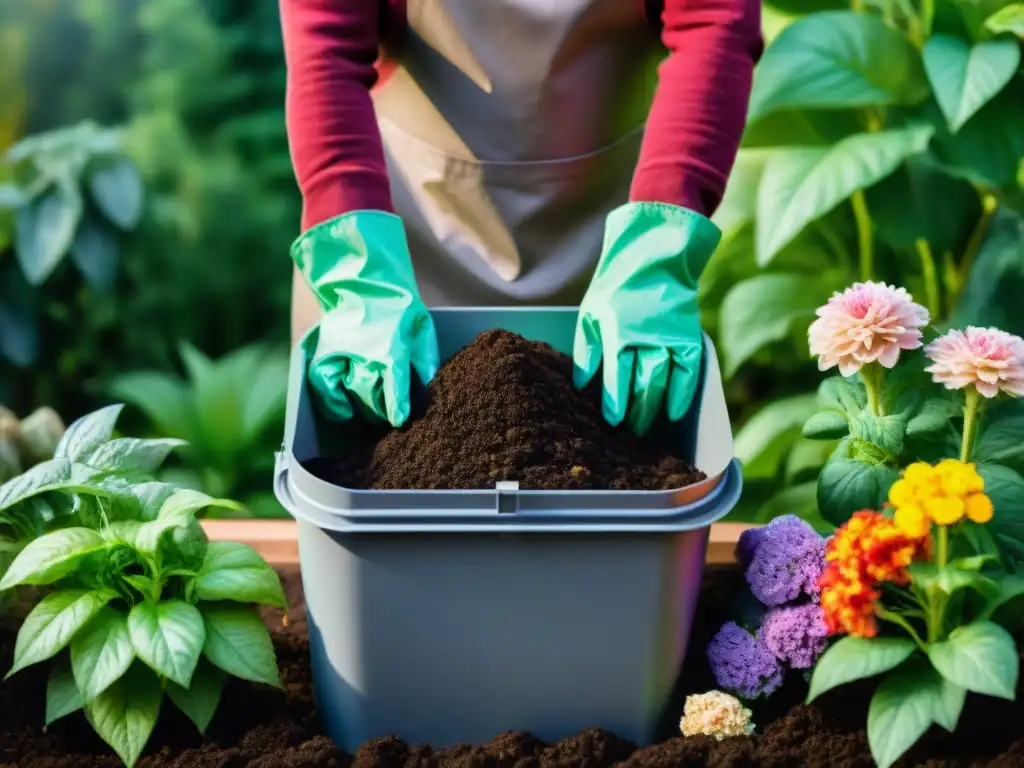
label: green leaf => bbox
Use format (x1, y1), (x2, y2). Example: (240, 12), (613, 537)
(195, 541), (286, 608)
(0, 528), (106, 590)
(55, 404), (124, 463)
(907, 562), (998, 597)
(849, 412), (908, 456)
(201, 603), (281, 688)
(130, 481), (180, 522)
(108, 372), (199, 443)
(0, 457), (71, 513)
(802, 410), (850, 440)
(128, 600), (205, 688)
(985, 4), (1024, 36)
(974, 416), (1024, 465)
(977, 463), (1024, 551)
(933, 675), (968, 732)
(9, 590), (113, 677)
(817, 444), (900, 525)
(865, 159), (982, 252)
(85, 662), (163, 768)
(166, 657), (225, 734)
(14, 178), (83, 286)
(720, 274), (828, 376)
(88, 157), (144, 231)
(924, 35), (1020, 132)
(71, 607), (134, 702)
(867, 662), (943, 768)
(953, 210), (1024, 331)
(240, 353), (289, 446)
(818, 375), (868, 416)
(735, 393), (821, 479)
(930, 83), (1024, 189)
(756, 126), (934, 264)
(807, 636), (916, 702)
(979, 574), (1024, 618)
(748, 11), (930, 123)
(84, 438), (187, 475)
(907, 398), (959, 438)
(712, 149), (773, 235)
(69, 212), (119, 291)
(46, 656), (84, 726)
(927, 621), (1019, 699)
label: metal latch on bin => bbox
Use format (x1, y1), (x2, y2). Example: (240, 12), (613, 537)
(495, 481), (519, 514)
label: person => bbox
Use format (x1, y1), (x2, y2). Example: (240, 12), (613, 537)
(280, 0), (762, 437)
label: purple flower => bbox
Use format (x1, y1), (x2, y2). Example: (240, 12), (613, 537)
(757, 603), (829, 670)
(707, 621), (784, 700)
(745, 515), (826, 606)
(735, 526), (765, 569)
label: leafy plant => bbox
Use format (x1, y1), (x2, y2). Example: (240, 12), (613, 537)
(109, 342), (289, 518)
(0, 404), (285, 767)
(0, 121), (143, 365)
(809, 458), (1022, 768)
(713, 0), (1024, 527)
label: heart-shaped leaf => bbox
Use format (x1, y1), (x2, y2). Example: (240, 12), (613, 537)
(924, 35), (1020, 132)
(749, 11), (930, 123)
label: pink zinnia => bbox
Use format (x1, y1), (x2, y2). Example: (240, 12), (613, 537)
(808, 282), (930, 376)
(924, 327), (1024, 398)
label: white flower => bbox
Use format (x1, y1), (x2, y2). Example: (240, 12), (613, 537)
(680, 690), (756, 741)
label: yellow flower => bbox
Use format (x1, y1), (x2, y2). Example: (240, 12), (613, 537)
(965, 493), (994, 524)
(894, 504), (930, 538)
(929, 496), (965, 525)
(903, 462), (934, 485)
(888, 479), (917, 508)
(889, 459), (993, 528)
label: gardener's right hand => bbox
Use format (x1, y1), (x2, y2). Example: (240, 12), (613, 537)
(290, 211), (439, 428)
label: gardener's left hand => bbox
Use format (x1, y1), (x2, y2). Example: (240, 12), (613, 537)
(573, 202), (721, 436)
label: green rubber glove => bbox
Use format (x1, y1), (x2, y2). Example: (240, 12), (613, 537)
(573, 202), (721, 436)
(291, 211), (439, 427)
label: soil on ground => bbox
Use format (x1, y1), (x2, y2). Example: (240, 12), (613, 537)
(305, 329), (705, 491)
(2, 566), (1022, 768)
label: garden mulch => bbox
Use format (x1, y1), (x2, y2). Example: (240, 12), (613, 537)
(304, 329), (705, 491)
(1, 565), (1022, 768)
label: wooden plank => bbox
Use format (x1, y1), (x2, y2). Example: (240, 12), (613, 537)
(202, 519), (750, 566)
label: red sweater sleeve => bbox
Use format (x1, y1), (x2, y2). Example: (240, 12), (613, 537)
(630, 0), (763, 217)
(279, 0), (395, 231)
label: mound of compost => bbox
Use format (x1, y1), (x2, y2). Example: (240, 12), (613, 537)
(2, 566), (1022, 767)
(306, 329), (705, 490)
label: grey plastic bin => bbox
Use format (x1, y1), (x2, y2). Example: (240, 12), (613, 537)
(273, 307), (742, 752)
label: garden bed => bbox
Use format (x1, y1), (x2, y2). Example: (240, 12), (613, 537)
(2, 565), (1022, 768)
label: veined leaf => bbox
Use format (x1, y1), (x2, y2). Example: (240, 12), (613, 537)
(0, 527), (106, 589)
(756, 126), (934, 264)
(749, 11), (929, 123)
(71, 607), (134, 701)
(923, 35), (1020, 132)
(128, 601), (205, 688)
(85, 662), (163, 768)
(55, 404), (124, 463)
(195, 542), (286, 608)
(9, 590), (113, 677)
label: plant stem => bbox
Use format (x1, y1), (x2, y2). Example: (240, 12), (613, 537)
(961, 387), (981, 462)
(878, 609), (928, 652)
(920, 0), (935, 38)
(915, 239), (941, 319)
(851, 191), (874, 281)
(955, 194), (999, 305)
(861, 364), (883, 416)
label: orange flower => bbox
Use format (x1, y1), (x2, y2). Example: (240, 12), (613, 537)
(818, 510), (929, 638)
(819, 564), (880, 637)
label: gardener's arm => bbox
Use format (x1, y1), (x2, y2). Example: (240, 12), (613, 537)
(279, 0), (394, 230)
(630, 0), (764, 216)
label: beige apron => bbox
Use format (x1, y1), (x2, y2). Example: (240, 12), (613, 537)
(292, 0), (665, 343)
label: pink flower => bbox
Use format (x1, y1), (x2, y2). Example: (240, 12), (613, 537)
(925, 327), (1024, 398)
(808, 282), (930, 376)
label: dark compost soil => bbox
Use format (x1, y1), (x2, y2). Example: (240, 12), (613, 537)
(2, 565), (1023, 768)
(304, 329), (705, 491)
